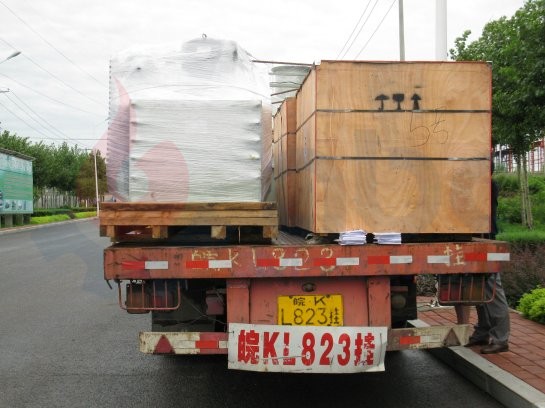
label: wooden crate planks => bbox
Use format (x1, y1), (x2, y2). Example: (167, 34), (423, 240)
(312, 61), (491, 111)
(293, 61), (492, 234)
(99, 202), (278, 240)
(272, 97), (297, 227)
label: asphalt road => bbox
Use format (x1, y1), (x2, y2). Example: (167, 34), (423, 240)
(0, 219), (505, 408)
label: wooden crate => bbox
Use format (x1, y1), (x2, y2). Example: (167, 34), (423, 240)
(99, 202), (278, 241)
(273, 97), (297, 227)
(294, 61), (492, 234)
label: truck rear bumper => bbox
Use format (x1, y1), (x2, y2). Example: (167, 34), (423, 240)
(140, 323), (470, 373)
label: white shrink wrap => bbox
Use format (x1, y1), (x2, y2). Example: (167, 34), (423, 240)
(107, 37), (272, 202)
(269, 65), (310, 112)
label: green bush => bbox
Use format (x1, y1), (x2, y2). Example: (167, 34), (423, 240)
(498, 230), (545, 247)
(532, 191), (545, 227)
(29, 214), (71, 225)
(528, 175), (545, 195)
(495, 173), (545, 196)
(74, 211), (96, 219)
(494, 173), (519, 195)
(32, 207), (96, 217)
(498, 196), (522, 224)
(501, 244), (545, 307)
(517, 287), (545, 324)
(71, 207), (97, 213)
(32, 208), (69, 217)
(495, 174), (545, 226)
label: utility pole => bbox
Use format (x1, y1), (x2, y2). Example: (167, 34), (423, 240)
(85, 148), (100, 215)
(399, 0), (405, 61)
(435, 0), (447, 60)
(93, 149), (99, 217)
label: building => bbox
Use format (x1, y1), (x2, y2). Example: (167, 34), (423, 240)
(494, 139), (545, 173)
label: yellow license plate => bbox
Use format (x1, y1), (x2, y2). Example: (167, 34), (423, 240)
(277, 295), (343, 326)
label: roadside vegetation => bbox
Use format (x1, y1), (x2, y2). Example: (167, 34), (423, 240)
(494, 173), (545, 318)
(518, 288), (545, 324)
(449, 0), (545, 324)
(0, 131), (107, 205)
(0, 131), (105, 229)
(29, 208), (97, 225)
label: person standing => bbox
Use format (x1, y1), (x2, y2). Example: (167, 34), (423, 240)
(465, 162), (511, 354)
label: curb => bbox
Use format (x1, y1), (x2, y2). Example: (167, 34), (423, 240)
(0, 217), (98, 235)
(413, 319), (545, 408)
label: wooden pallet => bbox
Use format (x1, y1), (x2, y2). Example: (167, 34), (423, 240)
(99, 202), (278, 242)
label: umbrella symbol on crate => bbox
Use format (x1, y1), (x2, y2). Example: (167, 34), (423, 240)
(374, 94), (389, 111)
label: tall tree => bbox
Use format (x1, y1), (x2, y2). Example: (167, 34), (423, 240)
(0, 131), (54, 199)
(49, 142), (87, 193)
(76, 151), (107, 205)
(450, 0), (545, 229)
(1, 131), (108, 207)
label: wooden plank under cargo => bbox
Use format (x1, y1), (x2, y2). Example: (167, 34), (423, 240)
(294, 60), (492, 234)
(99, 202), (278, 241)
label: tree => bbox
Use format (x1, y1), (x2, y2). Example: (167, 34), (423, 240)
(0, 131), (54, 199)
(450, 0), (545, 229)
(49, 142), (87, 193)
(76, 151), (107, 205)
(26, 141), (54, 199)
(1, 131), (108, 207)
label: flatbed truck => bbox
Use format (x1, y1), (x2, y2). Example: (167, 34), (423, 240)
(101, 201), (509, 374)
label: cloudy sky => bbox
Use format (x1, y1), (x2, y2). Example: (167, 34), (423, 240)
(0, 0), (525, 152)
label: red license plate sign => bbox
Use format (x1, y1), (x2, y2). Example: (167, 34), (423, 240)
(228, 323), (387, 373)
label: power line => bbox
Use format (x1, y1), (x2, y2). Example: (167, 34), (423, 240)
(0, 0), (105, 87)
(339, 0), (380, 60)
(0, 89), (105, 147)
(0, 37), (103, 106)
(0, 72), (103, 116)
(5, 91), (72, 140)
(3, 92), (63, 141)
(23, 55), (103, 106)
(336, 0), (373, 59)
(354, 0), (397, 59)
(0, 99), (59, 140)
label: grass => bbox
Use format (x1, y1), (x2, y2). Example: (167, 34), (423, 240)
(30, 211), (97, 225)
(497, 222), (545, 245)
(74, 211), (97, 219)
(30, 214), (71, 224)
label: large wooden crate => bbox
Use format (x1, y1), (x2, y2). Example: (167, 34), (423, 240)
(273, 97), (297, 227)
(294, 61), (492, 234)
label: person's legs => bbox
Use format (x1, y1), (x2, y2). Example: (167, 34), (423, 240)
(466, 303), (491, 346)
(454, 304), (470, 324)
(480, 274), (510, 353)
(486, 274), (510, 343)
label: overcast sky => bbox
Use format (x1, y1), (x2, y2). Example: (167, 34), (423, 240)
(0, 0), (525, 152)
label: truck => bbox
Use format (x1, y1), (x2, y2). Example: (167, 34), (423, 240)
(102, 42), (509, 373)
(100, 203), (509, 374)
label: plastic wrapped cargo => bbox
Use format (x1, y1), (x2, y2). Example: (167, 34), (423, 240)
(107, 37), (272, 202)
(269, 64), (310, 112)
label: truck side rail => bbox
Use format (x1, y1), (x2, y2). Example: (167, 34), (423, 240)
(104, 239), (510, 281)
